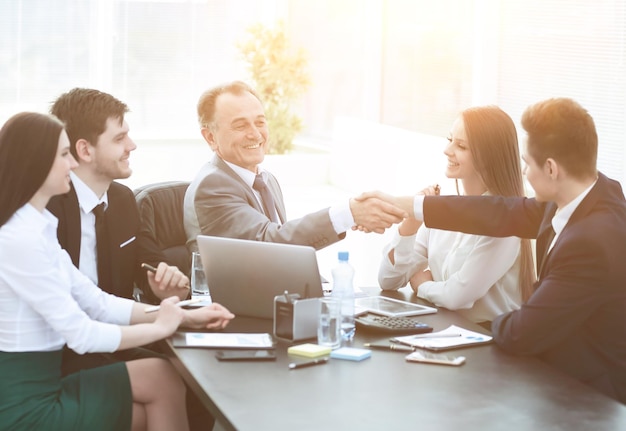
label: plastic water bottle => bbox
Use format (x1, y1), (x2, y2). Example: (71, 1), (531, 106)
(331, 251), (355, 343)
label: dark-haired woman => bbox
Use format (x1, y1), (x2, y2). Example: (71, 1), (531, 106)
(0, 112), (234, 430)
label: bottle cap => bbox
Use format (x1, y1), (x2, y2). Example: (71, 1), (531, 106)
(338, 251), (349, 261)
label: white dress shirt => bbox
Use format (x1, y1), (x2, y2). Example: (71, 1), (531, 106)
(0, 204), (132, 353)
(548, 179), (596, 253)
(379, 223), (521, 323)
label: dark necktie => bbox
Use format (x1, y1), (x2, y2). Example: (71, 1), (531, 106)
(93, 203), (112, 290)
(537, 225), (556, 278)
(253, 174), (279, 223)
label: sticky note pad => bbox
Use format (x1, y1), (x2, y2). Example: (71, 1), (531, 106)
(287, 343), (332, 358)
(330, 347), (372, 362)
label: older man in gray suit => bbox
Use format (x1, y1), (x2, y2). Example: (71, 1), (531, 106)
(184, 80), (406, 252)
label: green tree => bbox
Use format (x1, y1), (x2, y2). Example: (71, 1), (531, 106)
(237, 21), (310, 154)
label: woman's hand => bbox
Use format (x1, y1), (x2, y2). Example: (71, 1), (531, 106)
(153, 297), (186, 337)
(409, 269), (433, 295)
(181, 303), (235, 330)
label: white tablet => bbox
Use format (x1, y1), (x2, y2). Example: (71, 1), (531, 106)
(355, 296), (437, 317)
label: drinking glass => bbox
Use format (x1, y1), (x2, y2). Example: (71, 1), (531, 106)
(317, 297), (341, 349)
(191, 251), (211, 300)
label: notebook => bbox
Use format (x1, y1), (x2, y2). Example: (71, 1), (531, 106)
(391, 325), (493, 352)
(196, 235), (324, 319)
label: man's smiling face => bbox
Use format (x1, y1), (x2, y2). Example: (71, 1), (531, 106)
(206, 91), (269, 173)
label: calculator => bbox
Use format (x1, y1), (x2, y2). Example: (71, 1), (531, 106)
(355, 313), (433, 335)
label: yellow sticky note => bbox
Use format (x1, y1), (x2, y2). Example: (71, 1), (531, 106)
(287, 343), (332, 358)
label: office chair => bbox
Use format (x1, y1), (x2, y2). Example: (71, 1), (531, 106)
(134, 181), (191, 298)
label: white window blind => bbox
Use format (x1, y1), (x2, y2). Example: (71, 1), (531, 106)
(496, 0), (626, 186)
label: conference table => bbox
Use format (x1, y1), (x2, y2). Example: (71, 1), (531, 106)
(164, 287), (626, 431)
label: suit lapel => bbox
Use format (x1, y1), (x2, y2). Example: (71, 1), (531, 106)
(214, 155), (280, 218)
(537, 174), (609, 278)
(536, 221), (556, 278)
(48, 185), (82, 267)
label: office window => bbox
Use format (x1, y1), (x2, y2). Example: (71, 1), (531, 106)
(497, 0), (626, 183)
(380, 0), (474, 136)
(2, 0), (626, 185)
(0, 0), (91, 116)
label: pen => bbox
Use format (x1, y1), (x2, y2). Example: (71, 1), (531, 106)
(141, 263), (190, 290)
(363, 343), (414, 352)
(288, 357), (329, 370)
(405, 333), (462, 339)
(390, 333), (463, 346)
(144, 298), (204, 313)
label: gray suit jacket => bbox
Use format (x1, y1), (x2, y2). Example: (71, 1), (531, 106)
(184, 155), (344, 251)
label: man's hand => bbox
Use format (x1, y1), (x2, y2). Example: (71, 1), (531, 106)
(349, 195), (407, 234)
(181, 303), (235, 330)
(146, 262), (190, 301)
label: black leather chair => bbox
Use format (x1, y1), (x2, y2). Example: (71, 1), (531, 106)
(134, 181), (191, 278)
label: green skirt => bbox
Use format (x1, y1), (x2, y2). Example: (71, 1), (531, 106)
(0, 350), (132, 431)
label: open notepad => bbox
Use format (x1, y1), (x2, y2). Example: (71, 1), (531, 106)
(391, 325), (492, 352)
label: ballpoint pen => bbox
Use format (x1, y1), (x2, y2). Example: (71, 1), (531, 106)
(144, 298), (204, 313)
(363, 343), (414, 352)
(390, 333), (463, 346)
(288, 357), (329, 370)
(401, 333), (462, 339)
(141, 262), (190, 290)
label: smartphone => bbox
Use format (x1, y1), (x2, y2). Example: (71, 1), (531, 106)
(405, 350), (465, 366)
(215, 350), (277, 361)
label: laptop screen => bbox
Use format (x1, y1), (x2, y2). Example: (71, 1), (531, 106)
(196, 235), (324, 319)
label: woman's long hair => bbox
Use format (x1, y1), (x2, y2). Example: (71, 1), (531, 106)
(461, 106), (536, 302)
(0, 112), (64, 227)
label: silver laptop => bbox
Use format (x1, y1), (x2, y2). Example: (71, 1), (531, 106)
(196, 235), (324, 319)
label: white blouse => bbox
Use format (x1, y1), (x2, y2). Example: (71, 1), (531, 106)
(378, 224), (522, 323)
(0, 204), (133, 353)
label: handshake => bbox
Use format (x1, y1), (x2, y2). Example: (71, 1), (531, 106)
(349, 185), (440, 234)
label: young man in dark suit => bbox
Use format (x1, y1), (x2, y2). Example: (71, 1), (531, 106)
(48, 88), (189, 304)
(361, 98), (626, 404)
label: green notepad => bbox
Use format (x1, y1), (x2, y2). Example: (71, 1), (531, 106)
(287, 343), (332, 358)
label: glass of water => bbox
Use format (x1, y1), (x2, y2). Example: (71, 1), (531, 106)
(191, 251), (211, 301)
(317, 297), (341, 349)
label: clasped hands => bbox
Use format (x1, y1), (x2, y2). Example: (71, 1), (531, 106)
(350, 184), (439, 233)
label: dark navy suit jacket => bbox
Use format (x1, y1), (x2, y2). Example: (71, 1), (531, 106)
(423, 173), (626, 404)
(47, 181), (164, 302)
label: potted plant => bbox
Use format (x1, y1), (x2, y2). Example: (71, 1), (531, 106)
(237, 21), (310, 154)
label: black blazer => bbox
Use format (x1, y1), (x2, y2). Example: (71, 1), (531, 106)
(422, 173), (626, 404)
(47, 181), (164, 301)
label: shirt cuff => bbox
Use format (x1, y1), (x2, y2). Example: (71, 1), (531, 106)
(394, 231), (417, 257)
(417, 280), (434, 300)
(329, 201), (355, 234)
(413, 195), (425, 220)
